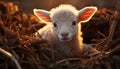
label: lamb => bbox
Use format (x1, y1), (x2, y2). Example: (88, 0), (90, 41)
(33, 4), (97, 59)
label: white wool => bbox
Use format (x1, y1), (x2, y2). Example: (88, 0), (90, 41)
(35, 5), (97, 59)
(50, 4), (78, 17)
(50, 5), (78, 24)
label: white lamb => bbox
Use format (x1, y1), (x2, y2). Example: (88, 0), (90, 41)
(33, 4), (97, 59)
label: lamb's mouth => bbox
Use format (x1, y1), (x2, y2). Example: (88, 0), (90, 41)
(60, 37), (72, 42)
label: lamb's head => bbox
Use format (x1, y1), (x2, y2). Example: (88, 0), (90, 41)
(33, 5), (97, 42)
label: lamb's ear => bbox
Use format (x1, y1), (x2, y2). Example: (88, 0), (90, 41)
(78, 7), (97, 23)
(33, 9), (51, 23)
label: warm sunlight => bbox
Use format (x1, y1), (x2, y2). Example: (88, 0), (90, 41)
(0, 0), (120, 69)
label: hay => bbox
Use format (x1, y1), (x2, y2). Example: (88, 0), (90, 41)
(0, 1), (120, 69)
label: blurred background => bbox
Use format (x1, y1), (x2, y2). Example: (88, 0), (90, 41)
(4, 0), (120, 13)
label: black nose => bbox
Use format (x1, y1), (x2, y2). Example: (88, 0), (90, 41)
(61, 32), (69, 37)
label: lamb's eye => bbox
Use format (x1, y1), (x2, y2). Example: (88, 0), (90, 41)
(72, 21), (76, 26)
(53, 23), (57, 27)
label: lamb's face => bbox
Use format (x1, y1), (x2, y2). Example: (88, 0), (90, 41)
(50, 11), (78, 42)
(33, 4), (97, 42)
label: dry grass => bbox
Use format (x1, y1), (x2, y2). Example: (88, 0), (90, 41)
(0, 1), (120, 69)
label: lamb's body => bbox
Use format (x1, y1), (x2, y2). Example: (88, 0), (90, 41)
(34, 5), (97, 59)
(36, 23), (84, 58)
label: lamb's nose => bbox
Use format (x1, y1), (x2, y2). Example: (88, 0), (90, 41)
(61, 32), (69, 37)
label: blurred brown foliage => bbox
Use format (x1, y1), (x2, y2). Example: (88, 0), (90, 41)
(4, 0), (120, 13)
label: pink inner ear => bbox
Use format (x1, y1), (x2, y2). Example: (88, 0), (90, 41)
(79, 9), (95, 21)
(36, 11), (51, 22)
